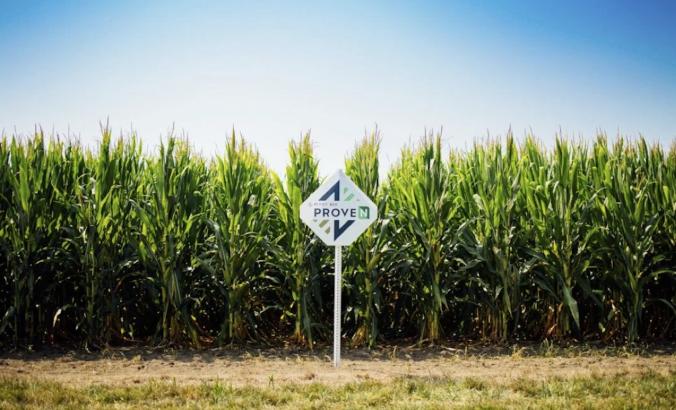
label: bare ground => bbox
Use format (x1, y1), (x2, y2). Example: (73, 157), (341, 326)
(1, 344), (674, 387)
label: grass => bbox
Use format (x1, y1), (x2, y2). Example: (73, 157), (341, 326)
(0, 372), (673, 409)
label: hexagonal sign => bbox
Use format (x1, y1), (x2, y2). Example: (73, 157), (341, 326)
(300, 170), (377, 246)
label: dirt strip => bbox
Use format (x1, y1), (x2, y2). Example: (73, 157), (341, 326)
(1, 347), (674, 387)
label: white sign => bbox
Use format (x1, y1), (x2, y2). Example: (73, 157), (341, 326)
(300, 169), (377, 368)
(300, 170), (378, 246)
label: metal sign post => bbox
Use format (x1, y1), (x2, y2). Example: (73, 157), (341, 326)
(299, 170), (377, 368)
(333, 245), (342, 367)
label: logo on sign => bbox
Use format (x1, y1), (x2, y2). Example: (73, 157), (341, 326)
(313, 180), (358, 240)
(300, 170), (377, 246)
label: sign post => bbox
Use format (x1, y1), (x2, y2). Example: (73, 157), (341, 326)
(333, 245), (341, 367)
(300, 170), (377, 368)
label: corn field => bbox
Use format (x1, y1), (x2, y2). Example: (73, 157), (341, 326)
(0, 129), (674, 349)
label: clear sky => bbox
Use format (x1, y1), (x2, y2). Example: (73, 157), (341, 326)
(1, 0), (675, 176)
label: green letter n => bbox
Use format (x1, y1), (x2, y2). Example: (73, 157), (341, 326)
(358, 206), (369, 219)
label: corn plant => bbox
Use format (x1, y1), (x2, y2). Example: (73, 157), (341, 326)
(0, 138), (11, 339)
(592, 138), (673, 342)
(521, 138), (600, 338)
(456, 137), (532, 341)
(132, 137), (206, 346)
(344, 130), (395, 347)
(386, 134), (456, 343)
(270, 133), (324, 346)
(640, 141), (676, 338)
(65, 129), (143, 346)
(4, 134), (56, 345)
(205, 134), (275, 343)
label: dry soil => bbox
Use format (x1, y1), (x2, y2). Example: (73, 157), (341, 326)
(1, 345), (674, 387)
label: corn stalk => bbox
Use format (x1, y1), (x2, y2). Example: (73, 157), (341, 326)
(270, 133), (324, 346)
(344, 130), (395, 347)
(206, 133), (275, 343)
(387, 134), (456, 343)
(521, 138), (601, 338)
(457, 136), (532, 341)
(132, 137), (206, 346)
(592, 137), (673, 342)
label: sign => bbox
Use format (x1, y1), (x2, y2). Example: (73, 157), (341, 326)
(300, 169), (378, 368)
(300, 170), (377, 246)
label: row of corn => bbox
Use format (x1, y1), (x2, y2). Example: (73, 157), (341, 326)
(0, 129), (673, 348)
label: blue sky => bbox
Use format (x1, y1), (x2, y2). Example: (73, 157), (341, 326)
(1, 0), (675, 175)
